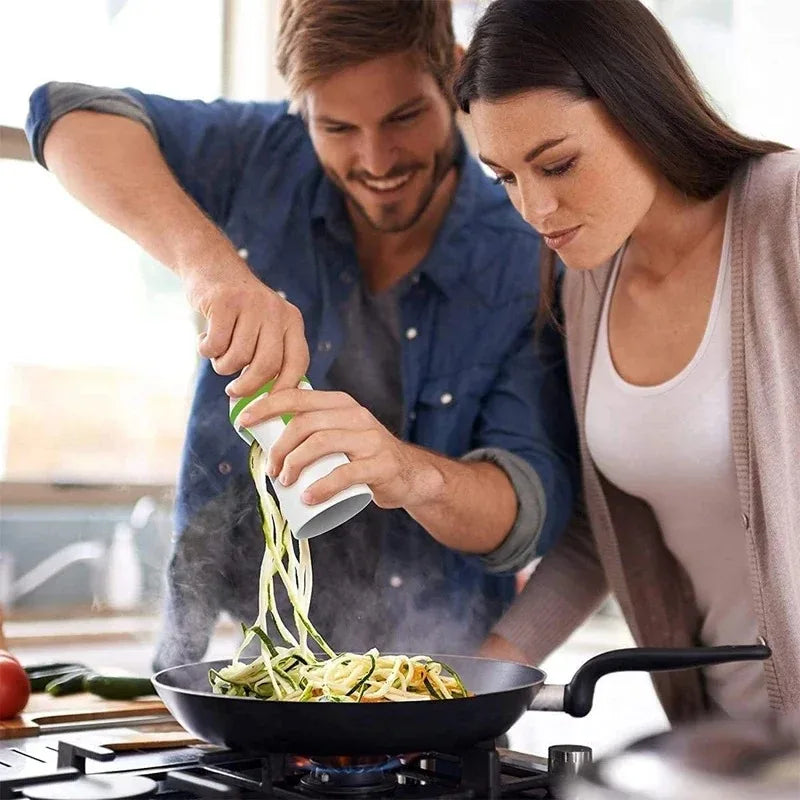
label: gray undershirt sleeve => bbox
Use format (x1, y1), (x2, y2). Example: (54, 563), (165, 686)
(462, 447), (547, 575)
(32, 82), (157, 168)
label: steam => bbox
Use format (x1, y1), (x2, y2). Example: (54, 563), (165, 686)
(152, 451), (255, 671)
(153, 461), (500, 671)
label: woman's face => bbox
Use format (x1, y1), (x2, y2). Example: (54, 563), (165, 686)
(470, 89), (661, 269)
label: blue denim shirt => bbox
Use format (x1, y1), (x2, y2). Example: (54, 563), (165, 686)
(27, 89), (579, 655)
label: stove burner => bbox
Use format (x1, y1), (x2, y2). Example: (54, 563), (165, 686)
(299, 755), (403, 796)
(22, 774), (157, 800)
(0, 729), (587, 799)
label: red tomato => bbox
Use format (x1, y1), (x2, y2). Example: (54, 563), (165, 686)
(0, 650), (21, 664)
(0, 656), (31, 719)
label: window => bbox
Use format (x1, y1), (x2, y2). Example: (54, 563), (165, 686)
(645, 0), (800, 147)
(0, 159), (198, 484)
(0, 0), (223, 127)
(1, 0), (224, 486)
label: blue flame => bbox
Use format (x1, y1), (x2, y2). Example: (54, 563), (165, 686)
(309, 755), (404, 777)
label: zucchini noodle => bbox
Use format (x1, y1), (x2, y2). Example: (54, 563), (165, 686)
(209, 443), (469, 702)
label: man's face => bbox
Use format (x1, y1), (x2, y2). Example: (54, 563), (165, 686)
(305, 51), (457, 234)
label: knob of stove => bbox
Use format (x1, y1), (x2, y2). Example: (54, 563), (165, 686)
(548, 744), (593, 787)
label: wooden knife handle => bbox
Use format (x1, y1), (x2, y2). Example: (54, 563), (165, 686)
(25, 700), (167, 725)
(102, 731), (204, 751)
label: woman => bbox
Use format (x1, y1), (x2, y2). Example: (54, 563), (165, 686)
(454, 0), (799, 721)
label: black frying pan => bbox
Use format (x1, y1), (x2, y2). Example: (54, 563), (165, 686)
(152, 643), (769, 755)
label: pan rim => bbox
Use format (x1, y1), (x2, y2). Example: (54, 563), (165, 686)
(152, 653), (547, 705)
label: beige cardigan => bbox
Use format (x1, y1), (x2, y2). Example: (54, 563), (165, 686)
(495, 151), (800, 722)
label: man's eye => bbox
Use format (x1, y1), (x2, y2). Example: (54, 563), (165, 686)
(389, 110), (421, 125)
(493, 174), (516, 186)
(323, 124), (354, 134)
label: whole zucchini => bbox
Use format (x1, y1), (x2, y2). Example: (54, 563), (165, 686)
(45, 669), (93, 696)
(25, 664), (88, 692)
(83, 674), (154, 700)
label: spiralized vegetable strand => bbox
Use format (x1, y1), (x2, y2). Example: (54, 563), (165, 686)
(209, 443), (469, 703)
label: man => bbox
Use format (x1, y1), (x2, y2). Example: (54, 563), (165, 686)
(26, 0), (577, 667)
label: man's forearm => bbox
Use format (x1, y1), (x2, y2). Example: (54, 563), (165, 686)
(42, 110), (239, 279)
(401, 445), (518, 554)
(41, 109), (309, 397)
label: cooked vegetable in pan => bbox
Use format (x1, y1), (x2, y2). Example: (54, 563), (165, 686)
(209, 443), (468, 702)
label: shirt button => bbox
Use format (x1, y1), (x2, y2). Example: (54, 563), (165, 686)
(741, 512), (750, 529)
(405, 327), (418, 340)
(411, 273), (421, 284)
(276, 289), (287, 300)
(440, 392), (454, 406)
(237, 247), (249, 260)
(318, 340), (332, 352)
(408, 410), (417, 422)
(389, 575), (403, 588)
(339, 271), (354, 284)
(218, 461), (232, 475)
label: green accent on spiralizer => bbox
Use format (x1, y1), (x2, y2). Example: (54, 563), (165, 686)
(229, 377), (310, 429)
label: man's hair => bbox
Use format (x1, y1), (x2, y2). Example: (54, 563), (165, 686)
(277, 0), (456, 101)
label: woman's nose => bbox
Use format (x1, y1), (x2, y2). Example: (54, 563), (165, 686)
(518, 184), (559, 230)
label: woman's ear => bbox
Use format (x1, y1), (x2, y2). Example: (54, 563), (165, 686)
(453, 43), (466, 68)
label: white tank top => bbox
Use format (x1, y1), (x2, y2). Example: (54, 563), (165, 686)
(585, 209), (769, 718)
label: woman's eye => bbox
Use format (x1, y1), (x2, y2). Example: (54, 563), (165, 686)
(493, 174), (516, 186)
(542, 157), (576, 177)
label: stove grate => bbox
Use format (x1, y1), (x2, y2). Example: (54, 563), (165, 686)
(0, 732), (583, 799)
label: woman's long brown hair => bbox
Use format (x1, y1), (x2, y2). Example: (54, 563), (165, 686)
(454, 0), (788, 325)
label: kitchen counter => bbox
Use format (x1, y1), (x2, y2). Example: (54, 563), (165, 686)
(0, 690), (169, 740)
(6, 611), (669, 758)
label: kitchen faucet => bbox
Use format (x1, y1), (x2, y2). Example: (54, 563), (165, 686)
(0, 494), (159, 612)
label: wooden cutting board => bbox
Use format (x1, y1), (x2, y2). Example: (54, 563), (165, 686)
(0, 692), (168, 740)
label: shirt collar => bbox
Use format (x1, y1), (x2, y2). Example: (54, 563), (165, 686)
(311, 171), (351, 244)
(311, 134), (481, 298)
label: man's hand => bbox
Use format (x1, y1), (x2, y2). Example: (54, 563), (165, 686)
(237, 388), (433, 508)
(238, 389), (518, 555)
(183, 257), (310, 398)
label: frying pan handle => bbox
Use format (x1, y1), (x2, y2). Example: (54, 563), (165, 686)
(563, 642), (771, 717)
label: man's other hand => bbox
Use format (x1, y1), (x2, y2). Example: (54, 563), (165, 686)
(237, 388), (427, 508)
(478, 633), (531, 665)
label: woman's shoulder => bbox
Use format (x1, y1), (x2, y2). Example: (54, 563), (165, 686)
(733, 151), (799, 251)
(738, 150), (800, 214)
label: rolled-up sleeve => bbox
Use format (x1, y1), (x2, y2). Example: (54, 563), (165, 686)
(26, 82), (156, 168)
(26, 81), (289, 227)
(462, 446), (546, 574)
(469, 304), (580, 562)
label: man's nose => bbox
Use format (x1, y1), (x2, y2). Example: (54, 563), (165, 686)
(358, 131), (397, 177)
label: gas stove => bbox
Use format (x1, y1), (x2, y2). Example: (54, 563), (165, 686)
(0, 728), (591, 799)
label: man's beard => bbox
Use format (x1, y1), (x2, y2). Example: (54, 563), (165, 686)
(324, 126), (458, 234)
